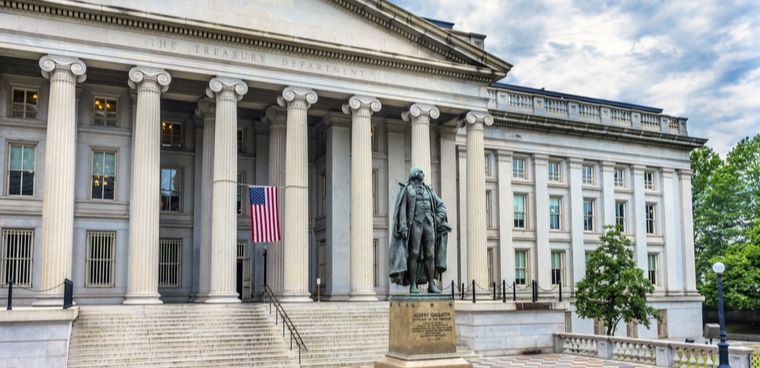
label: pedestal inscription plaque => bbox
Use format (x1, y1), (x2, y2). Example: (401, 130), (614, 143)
(375, 295), (471, 368)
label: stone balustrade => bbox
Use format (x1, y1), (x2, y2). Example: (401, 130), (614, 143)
(487, 87), (689, 136)
(553, 332), (755, 368)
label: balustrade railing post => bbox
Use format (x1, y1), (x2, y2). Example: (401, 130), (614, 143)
(471, 280), (476, 304)
(502, 280), (506, 303)
(512, 281), (516, 301)
(450, 280), (455, 300)
(6, 277), (13, 311)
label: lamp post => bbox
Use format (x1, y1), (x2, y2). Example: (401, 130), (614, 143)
(712, 262), (730, 368)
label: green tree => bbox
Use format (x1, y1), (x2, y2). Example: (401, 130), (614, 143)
(575, 226), (659, 335)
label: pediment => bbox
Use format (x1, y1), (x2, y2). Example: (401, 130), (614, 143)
(57, 0), (510, 81)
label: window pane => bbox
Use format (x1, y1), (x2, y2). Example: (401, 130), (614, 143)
(22, 146), (34, 171)
(92, 152), (104, 175)
(26, 90), (38, 106)
(21, 172), (34, 196)
(102, 176), (115, 200)
(8, 171), (21, 195)
(12, 89), (25, 103)
(103, 152), (116, 176)
(106, 99), (117, 113)
(9, 146), (23, 170)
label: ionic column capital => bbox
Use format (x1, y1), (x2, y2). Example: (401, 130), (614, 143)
(341, 95), (381, 115)
(568, 157), (585, 168)
(206, 77), (248, 101)
(632, 164), (647, 174)
(401, 103), (439, 122)
(463, 111), (494, 127)
(497, 150), (514, 162)
(195, 98), (215, 118)
(39, 55), (87, 83)
(679, 168), (693, 178)
(264, 105), (287, 127)
(128, 66), (172, 93)
(277, 86), (318, 109)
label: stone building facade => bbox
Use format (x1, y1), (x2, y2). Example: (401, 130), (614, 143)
(0, 0), (704, 338)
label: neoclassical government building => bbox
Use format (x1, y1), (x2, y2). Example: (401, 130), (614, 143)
(0, 0), (705, 337)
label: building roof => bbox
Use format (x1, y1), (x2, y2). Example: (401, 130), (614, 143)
(491, 82), (664, 114)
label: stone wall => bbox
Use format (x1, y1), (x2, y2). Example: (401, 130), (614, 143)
(0, 308), (77, 368)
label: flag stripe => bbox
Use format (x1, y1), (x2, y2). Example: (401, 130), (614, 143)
(249, 185), (281, 243)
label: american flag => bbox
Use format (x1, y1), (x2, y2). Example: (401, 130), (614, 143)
(249, 186), (281, 243)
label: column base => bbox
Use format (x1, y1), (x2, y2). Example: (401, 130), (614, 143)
(349, 292), (379, 302)
(32, 294), (64, 307)
(123, 293), (163, 305)
(204, 293), (241, 304)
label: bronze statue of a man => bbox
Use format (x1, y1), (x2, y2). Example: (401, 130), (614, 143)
(389, 167), (451, 293)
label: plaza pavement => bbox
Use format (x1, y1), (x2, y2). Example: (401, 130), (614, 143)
(467, 354), (652, 367)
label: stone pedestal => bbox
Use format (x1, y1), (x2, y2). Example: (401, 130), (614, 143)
(375, 295), (471, 368)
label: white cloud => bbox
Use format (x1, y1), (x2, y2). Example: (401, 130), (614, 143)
(393, 0), (760, 156)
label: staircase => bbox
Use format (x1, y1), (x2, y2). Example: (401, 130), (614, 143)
(67, 304), (299, 368)
(286, 302), (390, 367)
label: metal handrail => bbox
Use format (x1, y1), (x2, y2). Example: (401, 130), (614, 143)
(262, 285), (308, 365)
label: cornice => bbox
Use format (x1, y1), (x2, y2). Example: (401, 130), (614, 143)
(3, 0), (499, 83)
(490, 110), (707, 151)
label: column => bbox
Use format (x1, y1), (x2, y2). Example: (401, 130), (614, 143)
(464, 111), (493, 289)
(632, 165), (648, 273)
(533, 154), (551, 290)
(568, 158), (585, 289)
(123, 66), (171, 304)
(386, 122), (406, 293)
(439, 128), (459, 287)
(457, 147), (468, 282)
(343, 96), (382, 301)
(195, 98), (214, 302)
(205, 77), (248, 304)
(277, 86), (318, 302)
(661, 168), (680, 294)
(265, 105), (287, 295)
(35, 55), (86, 306)
(496, 150), (514, 284)
(402, 103), (439, 183)
(679, 169), (698, 294)
(601, 161), (616, 226)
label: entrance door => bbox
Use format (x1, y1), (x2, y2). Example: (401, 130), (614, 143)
(237, 240), (252, 301)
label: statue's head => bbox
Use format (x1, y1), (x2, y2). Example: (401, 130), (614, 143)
(409, 166), (425, 182)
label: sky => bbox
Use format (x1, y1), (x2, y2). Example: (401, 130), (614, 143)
(391, 0), (760, 156)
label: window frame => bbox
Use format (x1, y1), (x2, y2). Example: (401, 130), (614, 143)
(550, 250), (565, 286)
(10, 87), (39, 119)
(90, 149), (117, 201)
(614, 167), (626, 188)
(647, 253), (660, 286)
(549, 196), (562, 230)
(582, 164), (594, 185)
(93, 96), (120, 127)
(646, 203), (656, 235)
(583, 198), (595, 232)
(512, 158), (527, 180)
(1, 228), (34, 287)
(158, 238), (182, 288)
(486, 189), (495, 229)
(615, 200), (627, 232)
(644, 170), (656, 191)
(514, 250), (529, 285)
(84, 231), (116, 288)
(7, 143), (36, 196)
(160, 168), (182, 212)
(548, 161), (562, 182)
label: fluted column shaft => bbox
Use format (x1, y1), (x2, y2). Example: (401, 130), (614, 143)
(196, 99), (215, 302)
(124, 66), (171, 304)
(679, 169), (697, 294)
(265, 106), (287, 295)
(35, 55), (86, 306)
(344, 96), (381, 301)
(278, 87), (317, 302)
(464, 111), (493, 289)
(403, 104), (439, 184)
(205, 77), (248, 304)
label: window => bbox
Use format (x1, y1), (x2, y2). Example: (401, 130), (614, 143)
(515, 250), (527, 285)
(237, 128), (245, 154)
(551, 251), (564, 285)
(513, 194), (526, 229)
(11, 88), (38, 119)
(548, 161), (561, 182)
(93, 97), (118, 126)
(549, 196), (561, 230)
(161, 121), (182, 149)
(1, 229), (34, 287)
(159, 239), (182, 288)
(484, 152), (493, 177)
(644, 171), (655, 190)
(648, 253), (660, 286)
(85, 232), (115, 287)
(372, 169), (379, 216)
(646, 204), (656, 234)
(615, 201), (627, 232)
(513, 158), (526, 179)
(237, 172), (245, 215)
(582, 165), (594, 185)
(160, 168), (181, 212)
(373, 239), (379, 287)
(8, 144), (35, 196)
(91, 151), (116, 200)
(614, 167), (626, 187)
(583, 199), (594, 232)
(487, 246), (498, 286)
(486, 190), (494, 229)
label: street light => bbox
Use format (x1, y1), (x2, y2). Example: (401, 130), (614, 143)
(712, 262), (730, 368)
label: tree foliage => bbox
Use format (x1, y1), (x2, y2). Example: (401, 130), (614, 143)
(691, 134), (760, 308)
(575, 226), (659, 335)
